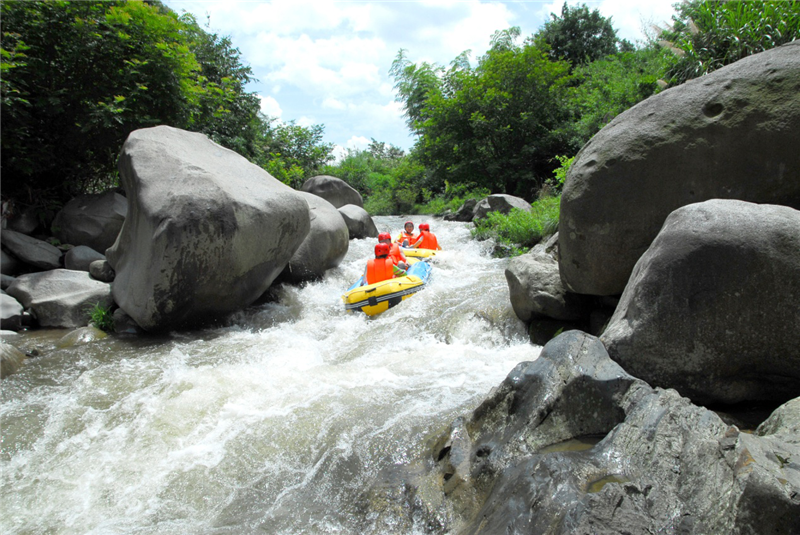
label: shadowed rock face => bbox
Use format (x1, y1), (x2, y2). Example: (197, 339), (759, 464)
(338, 204), (378, 239)
(279, 192), (349, 284)
(52, 191), (127, 253)
(361, 331), (800, 535)
(601, 200), (800, 406)
(559, 40), (800, 296)
(106, 126), (310, 332)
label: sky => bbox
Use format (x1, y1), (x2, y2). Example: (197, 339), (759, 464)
(163, 0), (678, 158)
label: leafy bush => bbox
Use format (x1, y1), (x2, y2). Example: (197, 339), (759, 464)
(471, 195), (560, 254)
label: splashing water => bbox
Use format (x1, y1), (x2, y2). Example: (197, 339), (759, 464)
(1, 217), (539, 534)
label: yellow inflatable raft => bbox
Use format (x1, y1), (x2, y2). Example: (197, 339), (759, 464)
(342, 261), (432, 316)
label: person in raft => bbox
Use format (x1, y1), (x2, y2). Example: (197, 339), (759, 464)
(415, 223), (442, 250)
(378, 232), (409, 270)
(395, 220), (418, 247)
(365, 243), (407, 284)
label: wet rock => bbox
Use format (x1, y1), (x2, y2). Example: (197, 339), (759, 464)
(602, 200), (800, 406)
(1, 293), (24, 331)
(106, 126), (310, 332)
(280, 192), (349, 283)
(1, 229), (62, 270)
(301, 174), (363, 208)
(64, 245), (105, 272)
(363, 331), (800, 535)
(1, 341), (26, 378)
(1, 274), (15, 291)
(52, 191), (127, 253)
(6, 269), (113, 328)
(338, 204), (379, 239)
(5, 205), (41, 235)
(55, 326), (108, 348)
(472, 194), (532, 220)
(112, 308), (143, 335)
(559, 41), (800, 296)
(89, 260), (115, 283)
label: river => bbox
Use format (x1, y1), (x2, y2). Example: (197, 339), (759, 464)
(1, 217), (541, 534)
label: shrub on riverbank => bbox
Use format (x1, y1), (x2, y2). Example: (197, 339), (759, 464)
(471, 195), (560, 255)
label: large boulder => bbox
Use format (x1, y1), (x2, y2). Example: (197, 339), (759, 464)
(1, 249), (22, 276)
(363, 331), (800, 535)
(338, 204), (378, 239)
(602, 200), (800, 406)
(6, 269), (113, 328)
(559, 41), (800, 296)
(279, 192), (349, 283)
(64, 245), (105, 272)
(472, 194), (532, 220)
(444, 198), (478, 222)
(505, 246), (586, 323)
(52, 191), (127, 253)
(1, 293), (24, 331)
(301, 175), (363, 209)
(1, 230), (62, 270)
(106, 126), (310, 332)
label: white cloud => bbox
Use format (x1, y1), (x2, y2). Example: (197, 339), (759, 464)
(258, 94), (282, 119)
(346, 135), (371, 151)
(322, 97), (346, 110)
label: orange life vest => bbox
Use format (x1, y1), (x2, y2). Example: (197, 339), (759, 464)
(388, 242), (407, 265)
(366, 257), (396, 284)
(395, 231), (417, 245)
(417, 231), (441, 250)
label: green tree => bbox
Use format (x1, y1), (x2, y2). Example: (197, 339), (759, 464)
(255, 118), (335, 188)
(394, 29), (574, 197)
(658, 0), (800, 86)
(567, 46), (672, 144)
(534, 2), (623, 67)
(1, 0), (261, 205)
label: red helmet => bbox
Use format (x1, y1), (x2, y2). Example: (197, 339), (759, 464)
(377, 232), (392, 241)
(419, 223), (430, 231)
(374, 243), (391, 257)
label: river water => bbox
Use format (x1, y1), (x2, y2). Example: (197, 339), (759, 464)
(1, 217), (540, 534)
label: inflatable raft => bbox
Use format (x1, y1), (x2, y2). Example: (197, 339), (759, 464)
(401, 247), (438, 259)
(342, 260), (432, 316)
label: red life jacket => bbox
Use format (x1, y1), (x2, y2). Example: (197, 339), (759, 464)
(389, 242), (407, 265)
(366, 257), (395, 284)
(417, 231), (441, 250)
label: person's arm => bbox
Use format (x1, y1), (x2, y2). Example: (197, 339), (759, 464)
(411, 235), (423, 248)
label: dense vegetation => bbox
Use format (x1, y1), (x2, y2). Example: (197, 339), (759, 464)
(2, 0), (798, 233)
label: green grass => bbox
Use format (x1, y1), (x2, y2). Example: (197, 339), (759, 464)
(471, 195), (560, 255)
(87, 302), (114, 332)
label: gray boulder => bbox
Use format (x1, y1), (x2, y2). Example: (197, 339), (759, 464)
(64, 245), (105, 272)
(113, 308), (143, 335)
(301, 175), (363, 209)
(364, 331), (800, 535)
(5, 205), (41, 235)
(757, 397), (800, 444)
(52, 191), (127, 253)
(55, 326), (108, 349)
(444, 198), (478, 222)
(338, 204), (378, 239)
(472, 194), (532, 220)
(1, 249), (22, 276)
(106, 125), (310, 332)
(1, 293), (24, 331)
(1, 274), (15, 291)
(602, 200), (800, 406)
(1, 229), (62, 270)
(505, 247), (586, 323)
(560, 41), (800, 296)
(89, 260), (115, 283)
(1, 341), (26, 378)
(280, 192), (349, 283)
(6, 269), (113, 329)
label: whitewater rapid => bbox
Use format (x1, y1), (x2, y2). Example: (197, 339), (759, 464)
(1, 217), (540, 534)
